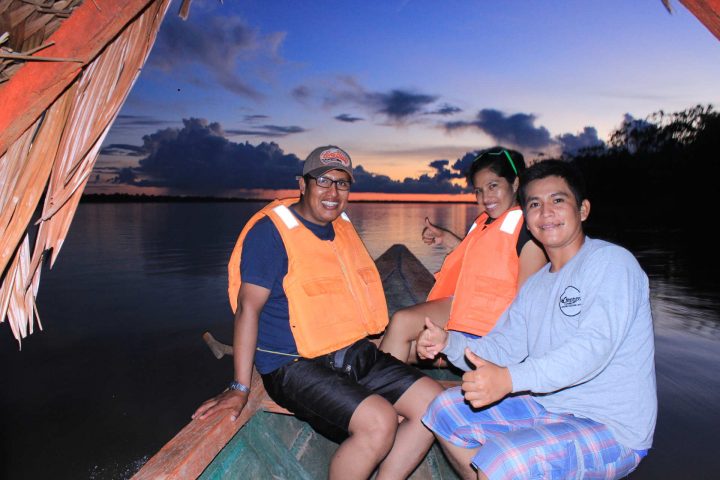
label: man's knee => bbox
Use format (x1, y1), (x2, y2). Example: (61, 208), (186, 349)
(348, 395), (399, 451)
(395, 376), (444, 420)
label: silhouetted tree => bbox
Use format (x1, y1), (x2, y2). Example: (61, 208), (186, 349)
(565, 104), (719, 230)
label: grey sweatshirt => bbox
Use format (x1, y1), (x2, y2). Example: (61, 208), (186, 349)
(443, 237), (657, 451)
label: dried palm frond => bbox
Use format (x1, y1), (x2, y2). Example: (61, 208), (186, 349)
(0, 0), (172, 346)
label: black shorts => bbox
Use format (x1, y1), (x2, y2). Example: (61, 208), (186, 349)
(261, 338), (426, 442)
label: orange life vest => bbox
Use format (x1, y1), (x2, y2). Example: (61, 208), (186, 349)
(228, 199), (388, 358)
(427, 206), (524, 336)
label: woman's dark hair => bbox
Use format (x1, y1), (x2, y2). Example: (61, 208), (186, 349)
(518, 159), (587, 209)
(466, 147), (525, 188)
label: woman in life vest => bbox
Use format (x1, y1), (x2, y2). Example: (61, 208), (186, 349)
(379, 147), (548, 364)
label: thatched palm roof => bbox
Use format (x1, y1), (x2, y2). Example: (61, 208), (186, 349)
(0, 0), (172, 346)
(680, 0), (720, 41)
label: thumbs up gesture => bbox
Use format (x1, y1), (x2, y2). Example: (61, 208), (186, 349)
(461, 348), (512, 408)
(416, 317), (449, 360)
(421, 217), (445, 246)
(422, 217), (462, 249)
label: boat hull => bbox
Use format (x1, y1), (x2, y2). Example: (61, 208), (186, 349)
(133, 244), (461, 479)
(200, 410), (459, 479)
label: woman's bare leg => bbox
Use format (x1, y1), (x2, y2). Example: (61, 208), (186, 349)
(376, 377), (444, 479)
(379, 297), (452, 363)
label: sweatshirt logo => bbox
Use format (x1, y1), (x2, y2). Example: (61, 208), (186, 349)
(559, 286), (582, 317)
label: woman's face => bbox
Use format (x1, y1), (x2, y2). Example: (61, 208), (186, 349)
(472, 167), (518, 219)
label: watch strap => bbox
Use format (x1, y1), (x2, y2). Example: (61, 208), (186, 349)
(229, 380), (250, 393)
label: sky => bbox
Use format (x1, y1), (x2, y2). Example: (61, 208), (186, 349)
(89, 0), (720, 197)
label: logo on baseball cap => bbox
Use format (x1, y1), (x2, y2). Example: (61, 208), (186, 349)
(302, 146), (354, 180)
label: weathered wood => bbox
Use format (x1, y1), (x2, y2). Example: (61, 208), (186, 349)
(131, 369), (269, 480)
(0, 0), (173, 344)
(133, 244), (455, 479)
(0, 52), (82, 62)
(680, 0), (720, 42)
(0, 0), (164, 157)
(375, 244), (436, 316)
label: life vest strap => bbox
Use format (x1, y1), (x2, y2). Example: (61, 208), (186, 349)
(500, 209), (522, 234)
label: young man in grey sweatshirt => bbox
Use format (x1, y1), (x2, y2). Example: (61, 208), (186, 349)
(418, 160), (656, 480)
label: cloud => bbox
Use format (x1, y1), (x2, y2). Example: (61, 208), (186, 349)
(116, 114), (165, 124)
(99, 144), (147, 156)
(111, 118), (482, 195)
(320, 78), (441, 124)
(352, 165), (464, 194)
(113, 167), (137, 184)
(113, 115), (178, 128)
(444, 109), (554, 149)
(621, 113), (654, 131)
(335, 113), (364, 123)
(123, 118), (303, 191)
(149, 15), (285, 99)
(292, 85), (311, 101)
(371, 90), (438, 121)
(556, 126), (605, 155)
(226, 125), (307, 137)
(243, 114), (270, 122)
(450, 151), (482, 179)
(426, 104), (462, 116)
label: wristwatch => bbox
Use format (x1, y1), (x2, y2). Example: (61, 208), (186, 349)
(229, 381), (250, 393)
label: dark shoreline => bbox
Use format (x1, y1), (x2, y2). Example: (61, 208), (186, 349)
(80, 193), (476, 204)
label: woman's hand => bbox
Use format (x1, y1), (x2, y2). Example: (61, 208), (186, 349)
(422, 218), (462, 249)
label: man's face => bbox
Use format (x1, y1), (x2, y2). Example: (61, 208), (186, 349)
(523, 175), (589, 252)
(297, 169), (351, 225)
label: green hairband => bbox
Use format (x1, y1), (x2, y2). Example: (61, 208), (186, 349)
(502, 150), (518, 175)
(479, 149), (518, 175)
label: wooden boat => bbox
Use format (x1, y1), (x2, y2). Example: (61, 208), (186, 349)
(133, 244), (463, 480)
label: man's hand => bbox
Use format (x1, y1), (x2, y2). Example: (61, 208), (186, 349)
(422, 217), (447, 246)
(461, 349), (512, 408)
(192, 389), (249, 421)
(417, 317), (449, 359)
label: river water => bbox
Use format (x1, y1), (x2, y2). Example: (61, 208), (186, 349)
(1, 201), (718, 479)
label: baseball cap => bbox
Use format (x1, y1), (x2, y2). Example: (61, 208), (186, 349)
(302, 145), (354, 180)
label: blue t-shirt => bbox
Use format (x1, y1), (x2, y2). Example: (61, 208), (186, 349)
(240, 206), (335, 374)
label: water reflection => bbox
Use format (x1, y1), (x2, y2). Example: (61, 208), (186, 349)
(1, 201), (718, 479)
(347, 202), (479, 273)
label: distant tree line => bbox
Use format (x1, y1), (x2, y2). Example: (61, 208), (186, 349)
(559, 104), (720, 229)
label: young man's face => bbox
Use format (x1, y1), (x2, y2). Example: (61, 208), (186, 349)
(523, 175), (589, 252)
(297, 169), (350, 225)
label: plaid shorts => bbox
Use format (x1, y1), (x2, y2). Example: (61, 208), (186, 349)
(422, 388), (645, 480)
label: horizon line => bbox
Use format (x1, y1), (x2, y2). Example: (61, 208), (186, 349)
(81, 192), (477, 204)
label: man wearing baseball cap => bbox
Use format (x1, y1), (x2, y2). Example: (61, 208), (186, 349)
(195, 146), (442, 479)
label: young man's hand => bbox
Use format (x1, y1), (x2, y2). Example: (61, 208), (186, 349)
(416, 317), (449, 359)
(461, 348), (512, 408)
(192, 389), (249, 422)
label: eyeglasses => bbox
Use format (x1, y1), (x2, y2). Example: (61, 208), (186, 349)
(312, 175), (352, 191)
(478, 149), (518, 175)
